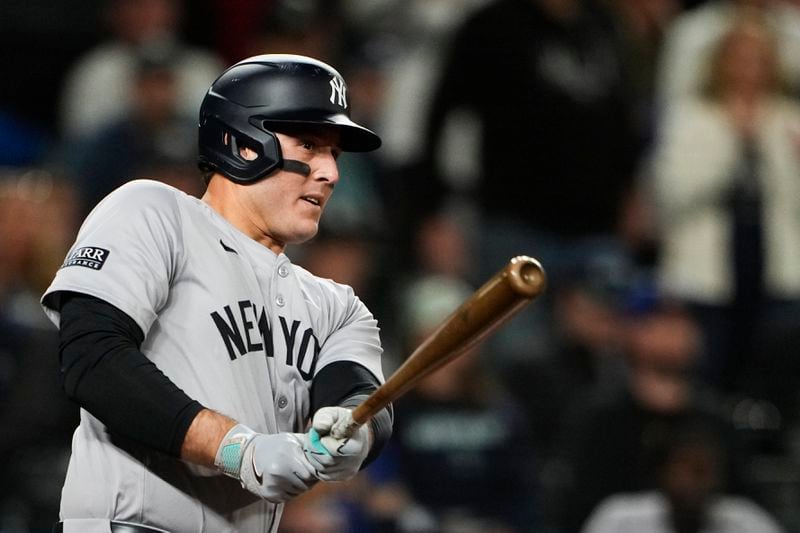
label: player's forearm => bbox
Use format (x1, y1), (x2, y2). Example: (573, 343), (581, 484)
(58, 294), (205, 457)
(180, 408), (238, 467)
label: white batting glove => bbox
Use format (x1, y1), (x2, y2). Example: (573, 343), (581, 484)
(215, 424), (317, 502)
(303, 406), (371, 482)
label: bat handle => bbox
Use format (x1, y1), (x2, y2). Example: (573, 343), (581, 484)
(329, 409), (361, 439)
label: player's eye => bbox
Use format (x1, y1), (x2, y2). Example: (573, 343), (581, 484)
(301, 140), (315, 151)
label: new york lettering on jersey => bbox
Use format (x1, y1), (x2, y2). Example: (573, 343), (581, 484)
(210, 301), (321, 381)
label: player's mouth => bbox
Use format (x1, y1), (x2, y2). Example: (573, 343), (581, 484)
(301, 195), (322, 207)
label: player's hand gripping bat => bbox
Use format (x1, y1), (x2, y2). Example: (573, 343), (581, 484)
(328, 255), (546, 440)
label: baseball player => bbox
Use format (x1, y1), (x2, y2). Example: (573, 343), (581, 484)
(41, 54), (393, 533)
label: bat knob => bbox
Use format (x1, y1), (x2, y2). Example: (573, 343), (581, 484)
(508, 256), (546, 298)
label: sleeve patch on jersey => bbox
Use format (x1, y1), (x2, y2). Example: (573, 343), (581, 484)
(61, 246), (111, 270)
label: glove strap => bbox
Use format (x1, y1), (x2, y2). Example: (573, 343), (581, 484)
(214, 424), (257, 479)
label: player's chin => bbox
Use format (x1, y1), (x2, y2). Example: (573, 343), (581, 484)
(288, 221), (320, 244)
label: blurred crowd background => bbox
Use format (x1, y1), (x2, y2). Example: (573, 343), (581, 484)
(2, 0), (800, 531)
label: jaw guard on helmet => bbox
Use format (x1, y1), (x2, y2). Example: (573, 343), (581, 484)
(197, 54), (381, 184)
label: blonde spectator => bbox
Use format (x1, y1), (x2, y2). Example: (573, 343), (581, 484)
(650, 10), (800, 393)
(655, 0), (800, 107)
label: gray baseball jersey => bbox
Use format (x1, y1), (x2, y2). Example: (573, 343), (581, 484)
(41, 179), (385, 533)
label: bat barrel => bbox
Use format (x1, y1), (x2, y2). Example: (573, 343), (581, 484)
(349, 256), (546, 427)
(507, 256), (547, 298)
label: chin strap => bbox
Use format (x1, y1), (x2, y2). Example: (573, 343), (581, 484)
(282, 159), (311, 177)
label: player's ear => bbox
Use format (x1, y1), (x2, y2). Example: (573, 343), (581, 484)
(223, 133), (259, 162)
(239, 147), (259, 161)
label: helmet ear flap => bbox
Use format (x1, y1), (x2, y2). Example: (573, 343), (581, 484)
(225, 132), (254, 163)
(198, 115), (283, 182)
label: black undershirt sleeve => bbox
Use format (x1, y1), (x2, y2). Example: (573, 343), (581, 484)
(57, 292), (204, 457)
(310, 361), (393, 467)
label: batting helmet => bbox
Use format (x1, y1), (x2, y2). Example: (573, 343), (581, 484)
(198, 54), (381, 183)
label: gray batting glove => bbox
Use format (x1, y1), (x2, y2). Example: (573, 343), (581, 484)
(215, 424), (317, 502)
(303, 406), (370, 482)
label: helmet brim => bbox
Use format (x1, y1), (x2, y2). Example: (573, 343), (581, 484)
(261, 117), (382, 153)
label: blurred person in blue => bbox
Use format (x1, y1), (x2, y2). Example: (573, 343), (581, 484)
(649, 8), (800, 397)
(418, 0), (641, 366)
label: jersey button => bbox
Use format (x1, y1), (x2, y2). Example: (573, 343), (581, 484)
(277, 396), (288, 409)
(276, 295), (285, 307)
(278, 265), (289, 277)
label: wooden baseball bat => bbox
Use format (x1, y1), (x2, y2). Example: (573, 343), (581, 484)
(330, 255), (546, 438)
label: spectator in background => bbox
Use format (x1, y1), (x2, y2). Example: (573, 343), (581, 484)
(541, 297), (756, 533)
(58, 0), (221, 141)
(60, 43), (202, 214)
(582, 418), (785, 533)
(649, 9), (800, 397)
(420, 0), (640, 365)
(0, 169), (80, 531)
(655, 0), (800, 107)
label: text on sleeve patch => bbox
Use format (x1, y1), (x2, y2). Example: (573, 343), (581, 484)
(62, 247), (111, 270)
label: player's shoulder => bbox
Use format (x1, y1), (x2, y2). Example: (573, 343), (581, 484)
(110, 178), (184, 197)
(99, 179), (187, 210)
(85, 179), (191, 229)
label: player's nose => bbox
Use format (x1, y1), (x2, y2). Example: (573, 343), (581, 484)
(315, 152), (340, 186)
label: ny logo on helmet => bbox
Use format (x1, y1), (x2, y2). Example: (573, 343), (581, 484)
(329, 77), (347, 109)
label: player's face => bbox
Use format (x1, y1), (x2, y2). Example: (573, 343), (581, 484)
(242, 128), (342, 251)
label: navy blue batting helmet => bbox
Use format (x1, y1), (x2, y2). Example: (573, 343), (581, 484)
(198, 54), (381, 183)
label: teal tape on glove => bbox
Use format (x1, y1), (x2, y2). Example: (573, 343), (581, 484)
(308, 428), (331, 456)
